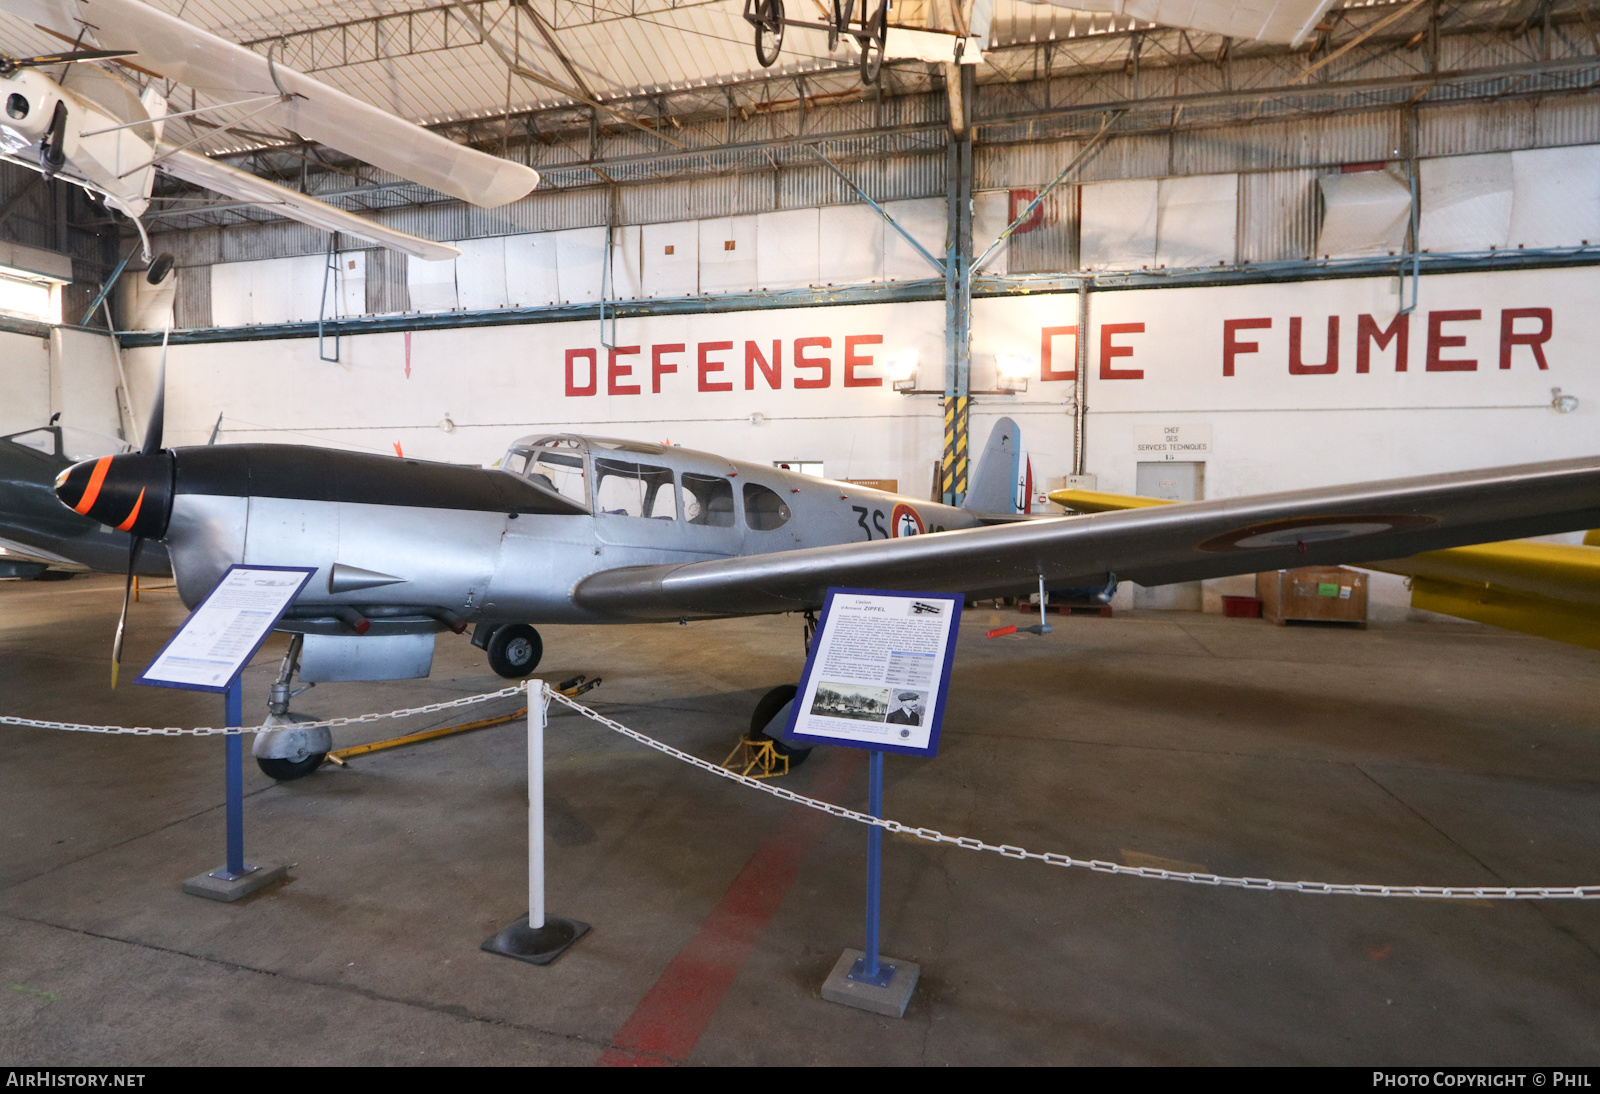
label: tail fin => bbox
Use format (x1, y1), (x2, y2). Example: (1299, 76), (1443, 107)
(963, 416), (1031, 514)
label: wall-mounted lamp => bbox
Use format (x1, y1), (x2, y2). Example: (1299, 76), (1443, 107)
(994, 353), (1034, 394)
(1552, 387), (1579, 413)
(887, 349), (920, 392)
(439, 414), (457, 433)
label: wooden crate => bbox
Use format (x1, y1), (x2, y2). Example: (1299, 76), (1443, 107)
(1256, 567), (1368, 626)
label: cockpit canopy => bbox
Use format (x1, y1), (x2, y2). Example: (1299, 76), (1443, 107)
(500, 434), (791, 531)
(2, 426), (130, 462)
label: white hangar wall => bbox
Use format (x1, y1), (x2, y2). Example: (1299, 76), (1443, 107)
(135, 264), (1595, 494)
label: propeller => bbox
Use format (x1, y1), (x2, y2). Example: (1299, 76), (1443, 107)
(111, 326), (167, 688)
(0, 50), (136, 77)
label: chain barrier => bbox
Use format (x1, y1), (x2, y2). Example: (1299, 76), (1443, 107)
(0, 686), (526, 737)
(545, 687), (1600, 902)
(5, 679), (1595, 901)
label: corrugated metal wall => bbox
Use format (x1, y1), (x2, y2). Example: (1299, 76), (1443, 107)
(365, 249), (412, 314)
(174, 265), (212, 329)
(150, 86), (1600, 286)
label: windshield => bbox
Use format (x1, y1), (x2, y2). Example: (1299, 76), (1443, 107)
(503, 436), (590, 510)
(2, 426), (129, 461)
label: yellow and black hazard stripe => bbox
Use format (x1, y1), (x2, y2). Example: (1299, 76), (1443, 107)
(941, 395), (970, 503)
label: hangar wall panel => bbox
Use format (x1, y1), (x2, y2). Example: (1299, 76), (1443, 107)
(554, 227), (607, 304)
(1239, 169), (1318, 264)
(505, 234), (561, 306)
(1419, 153), (1514, 253)
(49, 327), (121, 439)
(755, 208), (820, 290)
(174, 265), (212, 329)
(455, 237), (508, 312)
(641, 221), (699, 297)
(1508, 146), (1600, 249)
(698, 216), (759, 295)
(1155, 174), (1237, 268)
(1080, 179), (1158, 270)
(881, 198), (947, 281)
(819, 205), (886, 284)
(0, 331), (51, 435)
(405, 253), (459, 313)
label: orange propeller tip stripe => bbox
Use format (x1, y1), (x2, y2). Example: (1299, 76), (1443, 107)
(115, 489), (146, 532)
(72, 455), (112, 515)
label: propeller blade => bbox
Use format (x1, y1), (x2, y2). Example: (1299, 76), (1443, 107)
(0, 49), (138, 76)
(111, 536), (145, 688)
(18, 50), (138, 67)
(140, 326), (168, 456)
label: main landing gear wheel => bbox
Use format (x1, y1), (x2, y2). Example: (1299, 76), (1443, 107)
(750, 683), (813, 766)
(257, 753), (326, 781)
(488, 624), (543, 678)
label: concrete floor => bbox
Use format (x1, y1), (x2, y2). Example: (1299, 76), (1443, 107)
(3, 574), (1600, 1065)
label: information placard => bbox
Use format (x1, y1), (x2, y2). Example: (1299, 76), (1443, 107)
(786, 588), (962, 758)
(136, 565), (315, 693)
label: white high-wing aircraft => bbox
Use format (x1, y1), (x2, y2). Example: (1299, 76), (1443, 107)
(0, 0), (541, 261)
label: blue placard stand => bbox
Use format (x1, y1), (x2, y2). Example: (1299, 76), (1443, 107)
(854, 750), (892, 987)
(136, 565), (314, 902)
(787, 588), (963, 1019)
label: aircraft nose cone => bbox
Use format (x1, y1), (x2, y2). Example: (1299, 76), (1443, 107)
(54, 452), (173, 538)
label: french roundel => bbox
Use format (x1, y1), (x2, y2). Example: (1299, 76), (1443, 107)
(890, 503), (924, 537)
(1196, 513), (1437, 553)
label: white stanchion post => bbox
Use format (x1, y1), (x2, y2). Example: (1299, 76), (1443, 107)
(481, 678), (589, 966)
(528, 678), (546, 931)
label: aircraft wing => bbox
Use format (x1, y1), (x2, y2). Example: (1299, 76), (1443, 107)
(160, 150), (462, 263)
(1365, 542), (1600, 651)
(1022, 0), (1337, 47)
(573, 456), (1600, 621)
(0, 0), (538, 209)
(1053, 480), (1600, 651)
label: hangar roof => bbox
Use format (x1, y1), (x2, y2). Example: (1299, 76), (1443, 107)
(0, 0), (1185, 150)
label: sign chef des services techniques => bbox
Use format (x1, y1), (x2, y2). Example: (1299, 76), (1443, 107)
(787, 588), (963, 758)
(1134, 424), (1213, 461)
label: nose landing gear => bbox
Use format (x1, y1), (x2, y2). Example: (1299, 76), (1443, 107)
(252, 633), (329, 781)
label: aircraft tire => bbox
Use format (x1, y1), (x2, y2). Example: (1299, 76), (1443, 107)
(749, 683), (812, 765)
(146, 253), (176, 285)
(488, 624), (543, 678)
(257, 753), (327, 781)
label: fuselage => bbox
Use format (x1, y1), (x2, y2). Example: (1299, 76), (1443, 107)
(0, 67), (155, 217)
(55, 434), (979, 633)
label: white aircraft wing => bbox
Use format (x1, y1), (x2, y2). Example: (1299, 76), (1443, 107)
(1019, 0), (1337, 46)
(573, 456), (1600, 620)
(0, 0), (539, 208)
(160, 150), (462, 262)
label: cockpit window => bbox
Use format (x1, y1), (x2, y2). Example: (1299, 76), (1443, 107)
(743, 483), (791, 531)
(5, 428), (56, 456)
(506, 437), (589, 509)
(595, 458), (676, 519)
(682, 472), (735, 527)
(5, 427), (131, 460)
(59, 427), (130, 461)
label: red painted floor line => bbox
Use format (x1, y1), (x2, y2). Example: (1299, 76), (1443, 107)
(598, 749), (864, 1067)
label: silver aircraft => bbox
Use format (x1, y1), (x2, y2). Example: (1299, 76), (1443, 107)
(52, 399), (1600, 779)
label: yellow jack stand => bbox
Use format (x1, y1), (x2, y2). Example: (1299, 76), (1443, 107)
(722, 737), (789, 779)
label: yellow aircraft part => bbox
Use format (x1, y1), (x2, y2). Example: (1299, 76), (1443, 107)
(1406, 575), (1600, 651)
(1370, 541), (1600, 608)
(1045, 487), (1600, 648)
(1047, 488), (1174, 513)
